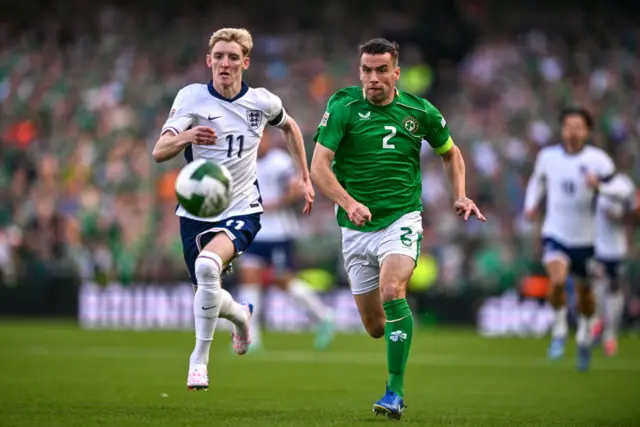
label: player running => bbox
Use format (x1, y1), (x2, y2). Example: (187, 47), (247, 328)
(310, 38), (485, 419)
(524, 107), (616, 371)
(237, 136), (335, 352)
(588, 169), (638, 356)
(152, 28), (314, 391)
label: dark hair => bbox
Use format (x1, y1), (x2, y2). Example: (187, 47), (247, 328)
(359, 38), (400, 65)
(559, 107), (594, 130)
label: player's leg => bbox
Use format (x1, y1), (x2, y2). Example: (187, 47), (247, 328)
(343, 236), (408, 417)
(590, 261), (607, 344)
(571, 248), (597, 371)
(371, 212), (422, 419)
(181, 218), (237, 390)
(270, 240), (335, 349)
(186, 231), (254, 389)
(182, 215), (260, 390)
(205, 215), (263, 355)
(352, 289), (386, 338)
(378, 255), (414, 398)
(190, 232), (235, 365)
(603, 261), (624, 356)
(236, 246), (268, 350)
(200, 233), (254, 353)
(542, 239), (571, 359)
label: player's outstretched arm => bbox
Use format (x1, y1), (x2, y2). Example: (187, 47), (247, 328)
(523, 150), (546, 219)
(441, 144), (486, 222)
(310, 144), (371, 226)
(279, 117), (314, 214)
(152, 127), (216, 163)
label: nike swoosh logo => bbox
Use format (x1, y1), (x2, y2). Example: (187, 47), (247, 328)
(207, 115), (222, 121)
(202, 305), (217, 310)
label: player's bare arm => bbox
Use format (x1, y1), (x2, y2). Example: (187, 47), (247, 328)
(152, 127), (217, 163)
(310, 143), (371, 226)
(441, 144), (486, 221)
(279, 116), (314, 215)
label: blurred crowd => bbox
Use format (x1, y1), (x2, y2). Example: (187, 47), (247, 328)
(1, 0), (639, 297)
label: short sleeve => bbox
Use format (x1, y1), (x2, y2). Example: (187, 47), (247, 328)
(161, 89), (195, 135)
(265, 92), (288, 127)
(626, 179), (638, 211)
(420, 100), (452, 155)
(313, 98), (349, 152)
(597, 151), (616, 181)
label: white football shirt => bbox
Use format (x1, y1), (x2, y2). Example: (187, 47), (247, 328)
(254, 148), (300, 241)
(524, 144), (615, 247)
(161, 81), (288, 222)
(595, 173), (637, 260)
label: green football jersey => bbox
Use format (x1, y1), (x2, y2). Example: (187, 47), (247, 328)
(313, 86), (452, 232)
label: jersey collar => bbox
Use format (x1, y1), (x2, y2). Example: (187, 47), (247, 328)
(560, 142), (587, 156)
(207, 80), (249, 102)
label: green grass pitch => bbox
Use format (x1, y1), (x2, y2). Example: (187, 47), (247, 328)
(0, 321), (638, 426)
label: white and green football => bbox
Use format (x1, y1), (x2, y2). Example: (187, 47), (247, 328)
(175, 159), (232, 218)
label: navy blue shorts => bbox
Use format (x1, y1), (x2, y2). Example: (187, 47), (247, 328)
(542, 237), (594, 279)
(243, 239), (295, 274)
(180, 214), (261, 285)
(595, 258), (626, 280)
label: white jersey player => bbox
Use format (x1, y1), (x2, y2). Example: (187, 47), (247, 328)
(590, 172), (638, 355)
(237, 138), (334, 352)
(524, 107), (615, 371)
(152, 28), (314, 391)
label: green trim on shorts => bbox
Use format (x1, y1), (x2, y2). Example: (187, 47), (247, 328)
(415, 232), (423, 262)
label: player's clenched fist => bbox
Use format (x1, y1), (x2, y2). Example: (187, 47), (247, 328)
(346, 201), (372, 227)
(185, 126), (217, 145)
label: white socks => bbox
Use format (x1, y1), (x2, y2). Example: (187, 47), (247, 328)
(604, 291), (624, 341)
(237, 284), (263, 346)
(576, 315), (596, 347)
(218, 289), (249, 326)
(593, 278), (608, 321)
(190, 251), (223, 366)
(551, 306), (568, 339)
(288, 279), (330, 323)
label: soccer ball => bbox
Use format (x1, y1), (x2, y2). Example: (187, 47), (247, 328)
(175, 159), (232, 218)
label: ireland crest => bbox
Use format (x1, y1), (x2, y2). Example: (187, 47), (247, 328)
(402, 116), (418, 133)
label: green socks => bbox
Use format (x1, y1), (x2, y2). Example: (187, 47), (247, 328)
(384, 298), (414, 399)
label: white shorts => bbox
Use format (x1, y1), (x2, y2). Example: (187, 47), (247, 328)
(341, 211), (423, 295)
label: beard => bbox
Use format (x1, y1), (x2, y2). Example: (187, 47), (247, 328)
(366, 87), (388, 104)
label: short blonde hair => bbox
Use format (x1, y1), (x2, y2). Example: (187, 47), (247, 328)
(208, 28), (253, 57)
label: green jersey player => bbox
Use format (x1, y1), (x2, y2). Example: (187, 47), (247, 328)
(311, 38), (485, 419)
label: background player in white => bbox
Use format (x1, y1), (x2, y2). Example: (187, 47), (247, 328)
(152, 28), (314, 391)
(524, 107), (615, 371)
(586, 168), (638, 356)
(237, 136), (335, 351)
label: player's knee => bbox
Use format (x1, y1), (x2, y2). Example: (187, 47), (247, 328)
(195, 250), (223, 290)
(545, 262), (568, 287)
(549, 274), (567, 288)
(380, 280), (406, 303)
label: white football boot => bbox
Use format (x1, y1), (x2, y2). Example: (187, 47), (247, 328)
(186, 363), (209, 391)
(231, 301), (253, 355)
